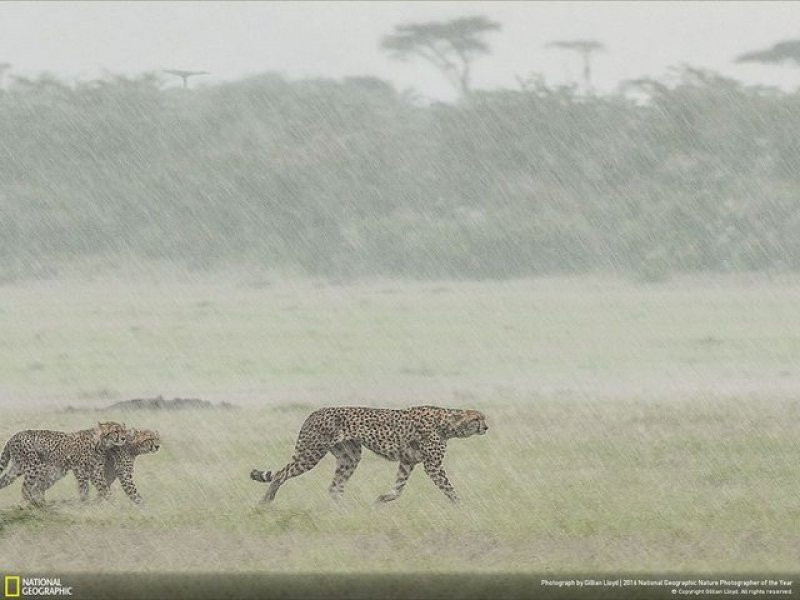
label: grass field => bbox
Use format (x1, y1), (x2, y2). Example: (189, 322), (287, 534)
(0, 272), (799, 573)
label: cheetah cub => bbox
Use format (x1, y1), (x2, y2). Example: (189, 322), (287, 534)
(104, 428), (161, 505)
(0, 422), (129, 506)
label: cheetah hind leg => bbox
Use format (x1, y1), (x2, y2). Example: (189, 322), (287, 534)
(260, 447), (327, 504)
(21, 469), (48, 508)
(377, 462), (415, 503)
(0, 460), (21, 489)
(328, 441), (362, 499)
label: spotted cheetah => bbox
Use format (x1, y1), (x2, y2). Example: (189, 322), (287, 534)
(250, 406), (488, 504)
(104, 428), (161, 505)
(0, 422), (129, 506)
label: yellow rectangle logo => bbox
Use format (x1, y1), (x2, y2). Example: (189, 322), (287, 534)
(4, 575), (20, 598)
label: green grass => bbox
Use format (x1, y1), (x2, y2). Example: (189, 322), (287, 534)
(0, 273), (799, 573)
(2, 272), (800, 405)
(1, 399), (798, 573)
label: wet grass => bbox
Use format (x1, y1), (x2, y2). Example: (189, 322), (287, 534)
(0, 396), (798, 573)
(0, 273), (799, 573)
(1, 273), (800, 405)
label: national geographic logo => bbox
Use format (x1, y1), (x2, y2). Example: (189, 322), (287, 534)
(4, 576), (20, 598)
(3, 576), (72, 597)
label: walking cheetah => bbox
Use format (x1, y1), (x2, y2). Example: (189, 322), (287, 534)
(250, 406), (488, 504)
(104, 428), (161, 504)
(0, 422), (129, 506)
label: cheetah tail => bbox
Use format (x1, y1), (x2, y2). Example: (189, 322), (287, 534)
(249, 469), (272, 483)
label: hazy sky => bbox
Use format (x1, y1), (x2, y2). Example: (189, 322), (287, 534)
(1, 1), (799, 100)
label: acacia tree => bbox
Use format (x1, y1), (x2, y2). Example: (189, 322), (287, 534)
(163, 69), (210, 89)
(381, 16), (500, 97)
(546, 39), (606, 92)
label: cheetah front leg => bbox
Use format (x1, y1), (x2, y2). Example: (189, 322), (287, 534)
(376, 462), (415, 503)
(421, 439), (459, 504)
(74, 469), (91, 502)
(89, 462), (112, 501)
(104, 458), (117, 488)
(106, 455), (141, 504)
(423, 459), (459, 504)
(117, 467), (143, 505)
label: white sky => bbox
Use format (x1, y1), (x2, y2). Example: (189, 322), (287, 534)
(0, 1), (799, 100)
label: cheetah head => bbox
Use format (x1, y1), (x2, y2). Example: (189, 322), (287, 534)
(96, 421), (129, 449)
(132, 429), (161, 454)
(444, 409), (488, 438)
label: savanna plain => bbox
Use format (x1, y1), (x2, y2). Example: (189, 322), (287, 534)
(0, 271), (798, 573)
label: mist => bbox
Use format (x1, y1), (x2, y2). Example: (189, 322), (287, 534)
(0, 3), (798, 599)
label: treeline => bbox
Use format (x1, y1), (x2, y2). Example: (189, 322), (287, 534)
(1, 68), (799, 281)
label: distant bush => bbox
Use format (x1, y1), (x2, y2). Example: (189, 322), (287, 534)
(1, 67), (798, 280)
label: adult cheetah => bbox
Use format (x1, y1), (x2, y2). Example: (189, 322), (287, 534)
(250, 406), (488, 504)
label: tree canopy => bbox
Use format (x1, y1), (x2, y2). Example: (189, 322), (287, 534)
(381, 15), (501, 96)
